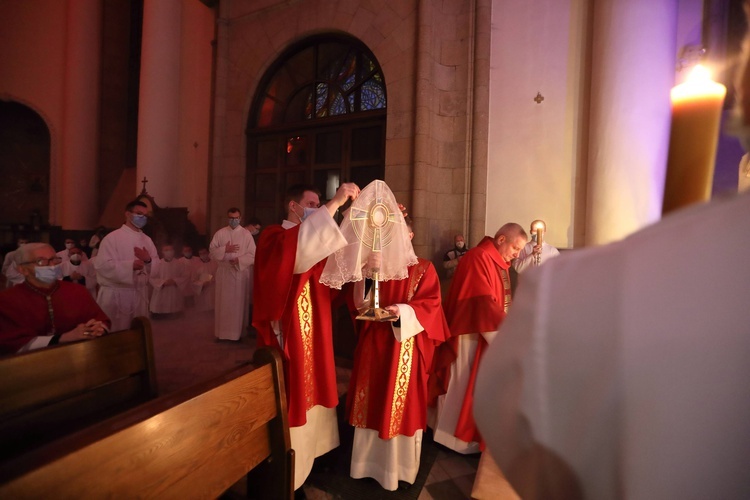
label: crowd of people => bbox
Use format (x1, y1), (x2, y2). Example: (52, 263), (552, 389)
(0, 180), (548, 496)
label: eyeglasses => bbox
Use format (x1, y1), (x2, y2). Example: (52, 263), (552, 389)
(20, 256), (63, 266)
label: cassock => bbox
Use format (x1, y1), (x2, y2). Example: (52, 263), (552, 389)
(474, 192), (750, 500)
(345, 258), (450, 491)
(192, 258), (218, 312)
(209, 224), (255, 340)
(253, 208), (348, 490)
(94, 225), (159, 332)
(149, 258), (188, 314)
(430, 236), (512, 454)
(0, 280), (111, 355)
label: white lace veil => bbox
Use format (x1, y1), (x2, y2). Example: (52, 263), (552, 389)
(320, 180), (417, 290)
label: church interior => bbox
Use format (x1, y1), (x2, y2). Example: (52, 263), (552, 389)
(1, 0), (748, 498)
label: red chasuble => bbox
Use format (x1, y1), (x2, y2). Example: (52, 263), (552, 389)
(345, 258), (450, 440)
(253, 224), (340, 427)
(0, 281), (111, 355)
(429, 236), (512, 444)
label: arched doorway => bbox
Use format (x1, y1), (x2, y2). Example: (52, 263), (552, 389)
(0, 100), (51, 232)
(246, 35), (387, 365)
(246, 34), (387, 225)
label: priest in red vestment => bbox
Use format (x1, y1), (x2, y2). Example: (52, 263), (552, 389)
(0, 243), (110, 355)
(344, 219), (450, 491)
(429, 223), (527, 454)
(253, 182), (359, 491)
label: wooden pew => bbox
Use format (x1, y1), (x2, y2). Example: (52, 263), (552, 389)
(0, 347), (294, 499)
(0, 316), (157, 460)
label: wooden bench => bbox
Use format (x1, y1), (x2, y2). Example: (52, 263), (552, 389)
(0, 316), (158, 460)
(0, 347), (294, 499)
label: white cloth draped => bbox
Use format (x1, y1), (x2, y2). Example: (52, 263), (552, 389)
(474, 192), (750, 499)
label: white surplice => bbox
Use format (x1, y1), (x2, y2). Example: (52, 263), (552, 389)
(192, 258), (218, 312)
(209, 225), (255, 340)
(474, 192), (750, 500)
(94, 224), (159, 332)
(149, 258), (188, 314)
(62, 259), (97, 297)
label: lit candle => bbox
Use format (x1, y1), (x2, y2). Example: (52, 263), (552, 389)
(662, 65), (727, 215)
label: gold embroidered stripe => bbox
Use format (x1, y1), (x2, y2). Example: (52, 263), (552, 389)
(501, 268), (511, 313)
(389, 337), (413, 438)
(297, 280), (315, 410)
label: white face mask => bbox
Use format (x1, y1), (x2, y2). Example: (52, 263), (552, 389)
(456, 241), (465, 249)
(163, 250), (175, 260)
(70, 255), (82, 265)
(65, 243), (74, 250)
(35, 264), (62, 284)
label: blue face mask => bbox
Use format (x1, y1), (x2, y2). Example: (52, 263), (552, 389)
(35, 264), (62, 284)
(228, 219), (240, 229)
(294, 203), (316, 223)
(131, 213), (147, 229)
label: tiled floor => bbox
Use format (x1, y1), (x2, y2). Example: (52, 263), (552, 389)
(150, 308), (482, 499)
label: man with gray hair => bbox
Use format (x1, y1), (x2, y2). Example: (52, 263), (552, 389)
(0, 243), (109, 355)
(430, 222), (528, 454)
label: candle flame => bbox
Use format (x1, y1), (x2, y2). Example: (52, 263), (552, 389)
(688, 64), (712, 83)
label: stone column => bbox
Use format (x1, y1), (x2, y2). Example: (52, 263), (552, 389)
(585, 0), (677, 245)
(60, 0), (101, 229)
(136, 0), (181, 206)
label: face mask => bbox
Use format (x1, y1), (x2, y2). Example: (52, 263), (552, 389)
(65, 243), (74, 250)
(295, 203), (316, 223)
(200, 254), (210, 262)
(456, 242), (465, 249)
(250, 228), (259, 236)
(70, 255), (82, 265)
(132, 213), (147, 229)
(35, 264), (62, 284)
(163, 251), (175, 260)
(228, 219), (240, 229)
(184, 252), (193, 259)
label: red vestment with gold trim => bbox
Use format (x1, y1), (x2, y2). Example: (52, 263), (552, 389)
(346, 258), (450, 439)
(253, 224), (340, 427)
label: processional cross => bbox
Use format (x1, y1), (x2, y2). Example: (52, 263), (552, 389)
(140, 176), (149, 195)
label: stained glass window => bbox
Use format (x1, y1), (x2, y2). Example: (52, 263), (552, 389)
(252, 37), (386, 128)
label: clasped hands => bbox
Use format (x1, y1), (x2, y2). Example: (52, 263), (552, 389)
(133, 246), (151, 270)
(65, 319), (107, 342)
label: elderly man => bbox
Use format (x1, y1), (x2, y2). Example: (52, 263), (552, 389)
(430, 222), (528, 454)
(94, 200), (159, 332)
(0, 243), (109, 355)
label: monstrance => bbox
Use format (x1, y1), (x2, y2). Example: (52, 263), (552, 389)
(350, 181), (402, 321)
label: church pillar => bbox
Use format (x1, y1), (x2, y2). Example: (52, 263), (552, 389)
(585, 0), (677, 245)
(60, 0), (101, 229)
(136, 0), (181, 206)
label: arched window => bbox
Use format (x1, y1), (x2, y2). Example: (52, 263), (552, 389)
(246, 35), (386, 225)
